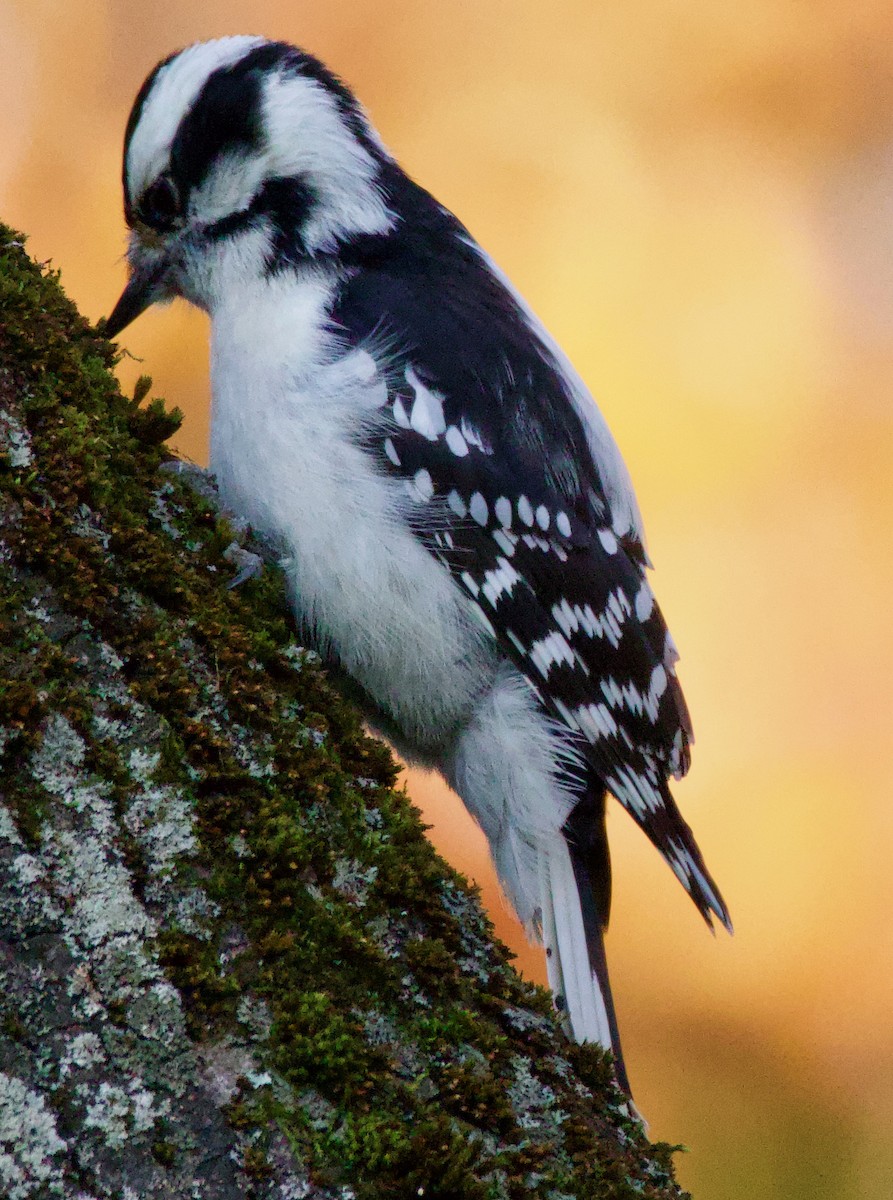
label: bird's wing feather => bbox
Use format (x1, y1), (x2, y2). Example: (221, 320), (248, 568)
(330, 234), (729, 931)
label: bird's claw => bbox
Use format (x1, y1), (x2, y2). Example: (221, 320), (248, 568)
(223, 542), (265, 589)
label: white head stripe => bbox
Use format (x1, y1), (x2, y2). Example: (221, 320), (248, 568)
(261, 72), (394, 251)
(126, 37), (266, 203)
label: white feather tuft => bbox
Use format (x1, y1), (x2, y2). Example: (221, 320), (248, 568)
(445, 669), (582, 927)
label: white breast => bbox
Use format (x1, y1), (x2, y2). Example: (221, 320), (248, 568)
(208, 268), (493, 752)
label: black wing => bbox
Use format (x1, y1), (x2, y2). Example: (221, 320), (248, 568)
(329, 210), (730, 932)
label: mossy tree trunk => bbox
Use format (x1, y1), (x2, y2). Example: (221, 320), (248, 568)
(0, 228), (688, 1200)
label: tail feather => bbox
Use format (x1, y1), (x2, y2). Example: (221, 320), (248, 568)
(605, 766), (733, 935)
(538, 834), (629, 1091)
(564, 825), (631, 1095)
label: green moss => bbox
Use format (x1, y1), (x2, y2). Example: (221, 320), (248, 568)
(151, 1139), (178, 1168)
(0, 226), (689, 1199)
(156, 930), (242, 1038)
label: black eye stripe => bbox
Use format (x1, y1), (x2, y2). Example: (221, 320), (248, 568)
(201, 175), (317, 253)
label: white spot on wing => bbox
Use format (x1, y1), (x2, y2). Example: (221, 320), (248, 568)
(447, 490), (467, 519)
(607, 766), (664, 818)
(469, 493), (489, 526)
(528, 631), (576, 678)
(445, 425), (469, 457)
(492, 529), (517, 556)
(551, 599), (579, 638)
(481, 557), (522, 607)
(495, 497), (512, 528)
(517, 496), (534, 527)
(392, 396), (410, 429)
(553, 697), (580, 731)
(598, 528), (618, 555)
(635, 580), (654, 622)
(460, 571), (480, 597)
(459, 418), (490, 454)
(406, 366), (446, 440)
(384, 438), (400, 466)
(506, 628), (526, 655)
(556, 511), (572, 538)
(651, 663), (668, 700)
(407, 468), (434, 502)
(607, 590), (627, 622)
(535, 505), (550, 531)
(554, 592), (633, 648)
(576, 702), (618, 741)
(598, 664), (667, 723)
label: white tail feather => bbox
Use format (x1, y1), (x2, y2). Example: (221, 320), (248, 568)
(539, 838), (611, 1048)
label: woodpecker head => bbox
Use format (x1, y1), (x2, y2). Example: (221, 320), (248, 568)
(105, 37), (396, 336)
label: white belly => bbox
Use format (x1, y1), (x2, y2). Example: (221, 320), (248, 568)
(208, 277), (493, 752)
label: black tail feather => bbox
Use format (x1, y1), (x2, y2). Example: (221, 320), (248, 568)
(563, 787), (631, 1095)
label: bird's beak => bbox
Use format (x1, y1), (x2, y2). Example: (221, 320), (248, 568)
(104, 253), (171, 339)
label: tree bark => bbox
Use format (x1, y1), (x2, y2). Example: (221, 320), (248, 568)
(0, 227), (688, 1199)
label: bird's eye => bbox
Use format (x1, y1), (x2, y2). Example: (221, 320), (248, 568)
(139, 175), (182, 231)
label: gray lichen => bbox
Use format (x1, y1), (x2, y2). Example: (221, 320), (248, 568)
(0, 1072), (68, 1199)
(0, 404), (32, 469)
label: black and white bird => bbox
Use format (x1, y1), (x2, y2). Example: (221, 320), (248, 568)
(106, 36), (731, 1092)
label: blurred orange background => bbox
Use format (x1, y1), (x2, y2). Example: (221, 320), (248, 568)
(4, 3), (892, 1196)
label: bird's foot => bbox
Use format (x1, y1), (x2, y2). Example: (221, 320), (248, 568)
(223, 541), (265, 589)
(160, 458), (273, 588)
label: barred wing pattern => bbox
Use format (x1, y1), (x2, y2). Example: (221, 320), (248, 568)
(362, 357), (730, 933)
